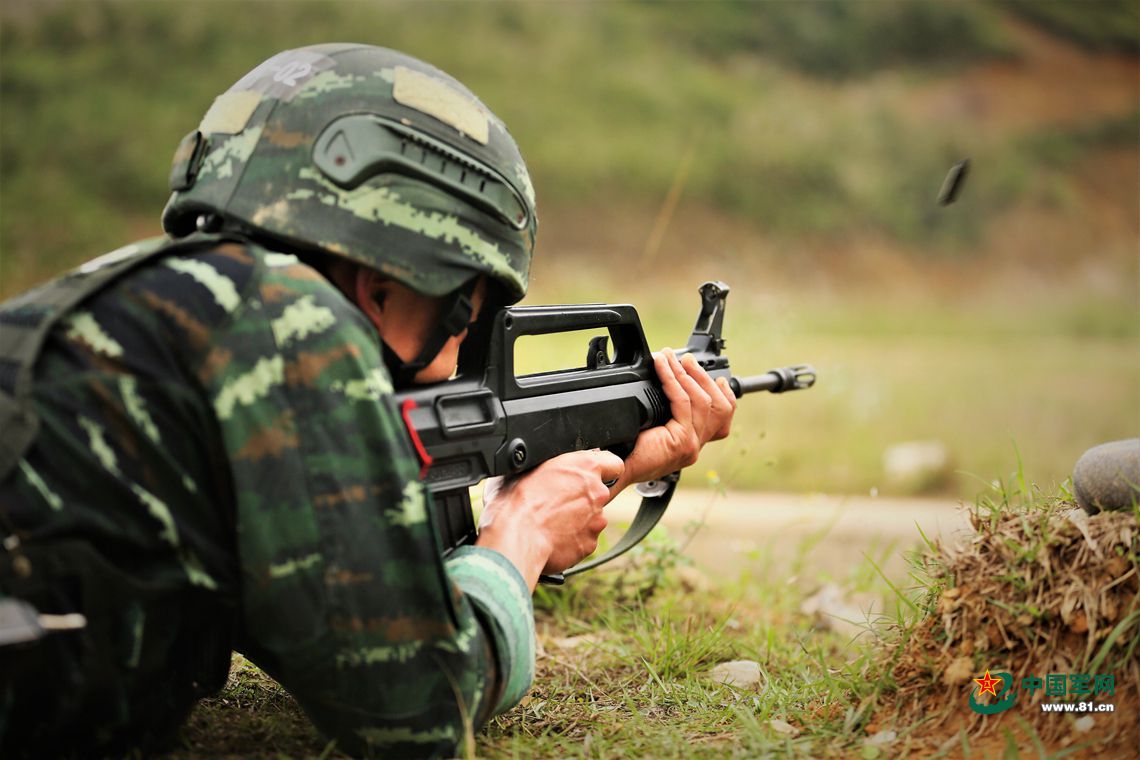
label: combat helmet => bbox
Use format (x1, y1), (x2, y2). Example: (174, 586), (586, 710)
(162, 44), (537, 380)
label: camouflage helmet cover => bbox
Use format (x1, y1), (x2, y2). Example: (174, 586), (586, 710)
(162, 43), (536, 302)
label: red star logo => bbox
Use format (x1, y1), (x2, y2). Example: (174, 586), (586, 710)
(974, 669), (1002, 697)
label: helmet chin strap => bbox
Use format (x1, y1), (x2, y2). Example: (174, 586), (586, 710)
(383, 279), (478, 388)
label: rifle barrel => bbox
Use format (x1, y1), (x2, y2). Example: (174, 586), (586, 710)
(732, 364), (816, 397)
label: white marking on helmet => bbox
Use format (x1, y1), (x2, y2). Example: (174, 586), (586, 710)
(272, 61), (313, 87)
(199, 90), (263, 135)
(392, 66), (489, 145)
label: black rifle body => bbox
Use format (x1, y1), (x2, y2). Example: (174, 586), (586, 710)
(394, 282), (814, 573)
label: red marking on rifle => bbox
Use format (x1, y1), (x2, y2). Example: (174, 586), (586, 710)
(400, 398), (433, 479)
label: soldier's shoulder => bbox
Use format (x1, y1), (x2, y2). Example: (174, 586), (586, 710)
(120, 236), (343, 323)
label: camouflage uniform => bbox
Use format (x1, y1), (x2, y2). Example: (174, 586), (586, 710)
(0, 236), (534, 758)
(1, 44), (540, 759)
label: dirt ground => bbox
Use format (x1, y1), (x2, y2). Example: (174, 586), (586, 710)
(602, 487), (970, 580)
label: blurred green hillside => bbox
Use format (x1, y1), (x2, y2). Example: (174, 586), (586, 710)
(1, 0), (1137, 498)
(3, 0), (1134, 284)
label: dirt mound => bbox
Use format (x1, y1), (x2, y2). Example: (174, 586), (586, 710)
(876, 499), (1138, 756)
(909, 16), (1139, 135)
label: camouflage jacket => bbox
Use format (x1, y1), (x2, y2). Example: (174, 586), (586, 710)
(0, 236), (534, 757)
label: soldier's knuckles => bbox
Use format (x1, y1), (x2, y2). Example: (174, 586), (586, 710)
(684, 434), (700, 464)
(587, 478), (608, 504)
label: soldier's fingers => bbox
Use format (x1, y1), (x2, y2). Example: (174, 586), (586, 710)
(593, 450), (625, 484)
(655, 349), (693, 427)
(668, 351), (711, 426)
(711, 377), (736, 439)
(680, 354), (728, 418)
(715, 376), (738, 410)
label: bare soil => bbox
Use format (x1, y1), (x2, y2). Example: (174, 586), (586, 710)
(602, 487), (970, 580)
(908, 17), (1140, 136)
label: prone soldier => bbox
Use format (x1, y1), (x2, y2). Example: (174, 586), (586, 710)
(0, 45), (736, 757)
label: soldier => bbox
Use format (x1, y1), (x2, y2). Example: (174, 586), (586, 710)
(0, 45), (736, 757)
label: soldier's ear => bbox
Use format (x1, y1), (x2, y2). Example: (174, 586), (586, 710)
(353, 268), (393, 332)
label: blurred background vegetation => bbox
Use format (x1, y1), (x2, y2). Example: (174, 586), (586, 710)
(2, 0), (1137, 499)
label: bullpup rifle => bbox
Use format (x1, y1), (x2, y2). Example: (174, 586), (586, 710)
(394, 281), (815, 584)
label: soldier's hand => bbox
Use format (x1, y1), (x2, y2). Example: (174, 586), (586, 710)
(477, 449), (624, 589)
(616, 348), (737, 487)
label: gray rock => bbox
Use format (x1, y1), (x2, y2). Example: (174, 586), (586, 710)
(800, 583), (880, 638)
(883, 440), (951, 492)
(769, 718), (798, 736)
(709, 660), (765, 690)
(864, 730), (897, 747)
(1073, 438), (1140, 514)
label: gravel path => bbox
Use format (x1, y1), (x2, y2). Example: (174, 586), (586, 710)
(602, 488), (973, 580)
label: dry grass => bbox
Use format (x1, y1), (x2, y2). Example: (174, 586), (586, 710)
(872, 492), (1139, 757)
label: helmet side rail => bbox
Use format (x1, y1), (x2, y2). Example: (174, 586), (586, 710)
(394, 281), (816, 575)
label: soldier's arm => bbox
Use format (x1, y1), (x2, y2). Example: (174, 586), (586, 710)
(202, 251), (532, 757)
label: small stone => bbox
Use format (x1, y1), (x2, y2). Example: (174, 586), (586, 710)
(770, 718), (798, 736)
(864, 730), (897, 747)
(883, 440), (951, 492)
(1073, 439), (1140, 514)
(800, 583), (876, 638)
(1073, 715), (1095, 733)
(942, 656), (974, 686)
(710, 660), (764, 690)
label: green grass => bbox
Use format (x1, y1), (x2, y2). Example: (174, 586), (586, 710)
(643, 1), (1016, 78)
(1027, 110), (1140, 168)
(170, 469), (1137, 757)
(173, 516), (921, 758)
